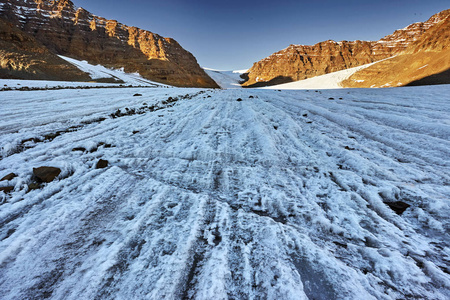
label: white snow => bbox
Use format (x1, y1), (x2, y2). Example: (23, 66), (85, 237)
(204, 68), (247, 89)
(262, 62), (378, 90)
(0, 84), (449, 299)
(59, 55), (167, 87)
(0, 79), (121, 90)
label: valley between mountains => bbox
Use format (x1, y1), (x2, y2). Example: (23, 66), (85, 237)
(0, 1), (449, 299)
(0, 85), (449, 299)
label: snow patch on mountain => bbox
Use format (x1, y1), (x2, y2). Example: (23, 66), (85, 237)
(262, 62), (380, 90)
(59, 56), (167, 87)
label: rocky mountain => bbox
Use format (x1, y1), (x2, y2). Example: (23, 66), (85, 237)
(343, 12), (450, 88)
(243, 10), (449, 87)
(0, 17), (91, 81)
(0, 0), (218, 88)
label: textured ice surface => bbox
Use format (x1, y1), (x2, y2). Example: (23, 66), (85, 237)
(0, 85), (449, 299)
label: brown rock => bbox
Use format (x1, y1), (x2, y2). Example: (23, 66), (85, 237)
(33, 166), (61, 183)
(72, 147), (87, 152)
(96, 159), (108, 169)
(28, 182), (41, 191)
(0, 186), (14, 193)
(1, 173), (17, 181)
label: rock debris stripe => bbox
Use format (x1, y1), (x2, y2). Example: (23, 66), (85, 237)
(0, 90), (206, 160)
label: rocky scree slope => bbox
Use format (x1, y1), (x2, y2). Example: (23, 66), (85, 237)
(243, 10), (449, 87)
(0, 0), (218, 88)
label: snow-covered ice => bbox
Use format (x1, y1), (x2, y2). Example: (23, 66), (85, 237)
(0, 84), (449, 299)
(204, 68), (247, 89)
(59, 56), (165, 87)
(264, 60), (387, 90)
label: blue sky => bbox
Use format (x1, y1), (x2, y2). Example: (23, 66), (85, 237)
(74, 0), (449, 70)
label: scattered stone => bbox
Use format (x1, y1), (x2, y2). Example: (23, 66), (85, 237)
(385, 201), (411, 215)
(33, 166), (61, 183)
(273, 125), (278, 130)
(237, 98), (243, 102)
(44, 132), (62, 141)
(207, 95), (212, 98)
(72, 147), (86, 152)
(96, 159), (109, 169)
(345, 146), (355, 150)
(306, 121), (313, 124)
(133, 130), (140, 134)
(302, 113), (308, 117)
(328, 97), (335, 100)
(333, 241), (347, 249)
(0, 186), (14, 193)
(1, 173), (17, 181)
(249, 95), (254, 99)
(339, 97), (343, 100)
(133, 93), (142, 97)
(28, 183), (41, 191)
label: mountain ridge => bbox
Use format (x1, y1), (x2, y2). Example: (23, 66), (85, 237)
(0, 0), (219, 88)
(342, 11), (450, 88)
(243, 9), (450, 87)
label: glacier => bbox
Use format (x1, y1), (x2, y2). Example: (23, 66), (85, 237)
(0, 84), (449, 299)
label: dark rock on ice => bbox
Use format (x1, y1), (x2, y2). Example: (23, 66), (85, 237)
(96, 159), (109, 169)
(385, 201), (411, 215)
(33, 167), (61, 183)
(1, 173), (17, 181)
(28, 182), (41, 191)
(0, 186), (14, 194)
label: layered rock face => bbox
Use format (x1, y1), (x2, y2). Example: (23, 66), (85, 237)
(342, 12), (450, 88)
(243, 10), (449, 87)
(0, 0), (218, 88)
(0, 18), (91, 81)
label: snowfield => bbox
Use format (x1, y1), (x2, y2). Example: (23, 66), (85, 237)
(59, 56), (165, 87)
(264, 62), (378, 90)
(0, 85), (449, 299)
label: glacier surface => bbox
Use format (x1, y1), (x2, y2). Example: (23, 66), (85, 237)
(0, 84), (449, 299)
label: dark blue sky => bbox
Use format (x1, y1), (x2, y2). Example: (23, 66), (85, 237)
(74, 0), (449, 70)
